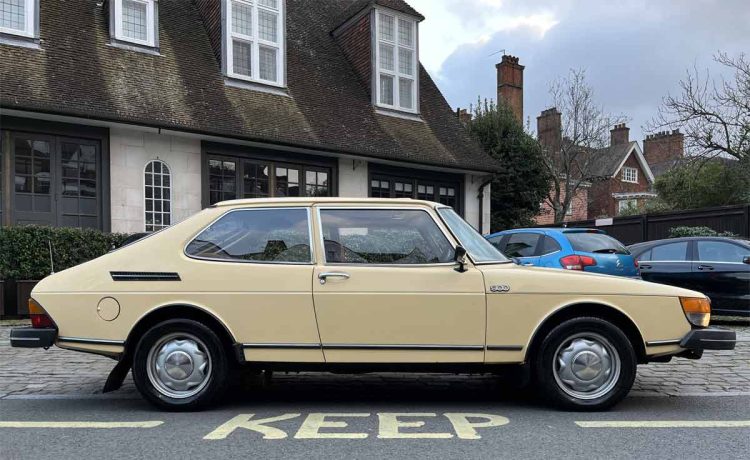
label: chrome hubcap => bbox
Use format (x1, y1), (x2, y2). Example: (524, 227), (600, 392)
(147, 333), (211, 399)
(553, 333), (620, 400)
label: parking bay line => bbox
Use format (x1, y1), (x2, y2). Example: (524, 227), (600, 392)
(576, 421), (750, 428)
(0, 421), (164, 429)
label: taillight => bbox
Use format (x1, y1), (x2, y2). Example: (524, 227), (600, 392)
(29, 299), (55, 329)
(560, 255), (597, 270)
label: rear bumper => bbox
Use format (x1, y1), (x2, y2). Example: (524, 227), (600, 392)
(680, 327), (736, 351)
(10, 327), (57, 348)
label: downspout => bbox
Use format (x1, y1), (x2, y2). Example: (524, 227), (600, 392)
(476, 174), (494, 234)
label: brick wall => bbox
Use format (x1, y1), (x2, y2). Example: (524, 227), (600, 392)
(496, 55), (524, 123)
(535, 186), (588, 225)
(643, 130), (684, 167)
(588, 153), (652, 218)
(335, 12), (372, 95)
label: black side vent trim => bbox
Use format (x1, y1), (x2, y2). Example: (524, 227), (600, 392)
(110, 272), (181, 282)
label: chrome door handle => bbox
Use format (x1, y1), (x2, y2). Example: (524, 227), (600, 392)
(698, 265), (714, 271)
(318, 272), (350, 284)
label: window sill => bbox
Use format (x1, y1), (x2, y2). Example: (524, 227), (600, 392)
(374, 107), (424, 123)
(108, 40), (161, 56)
(0, 33), (40, 50)
(224, 77), (290, 97)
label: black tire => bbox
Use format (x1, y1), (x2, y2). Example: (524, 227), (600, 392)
(533, 317), (636, 411)
(132, 319), (229, 411)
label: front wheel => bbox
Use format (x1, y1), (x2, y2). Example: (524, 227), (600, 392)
(533, 317), (636, 411)
(132, 319), (229, 411)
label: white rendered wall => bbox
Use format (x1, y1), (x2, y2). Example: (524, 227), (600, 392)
(338, 158), (369, 197)
(464, 174), (491, 234)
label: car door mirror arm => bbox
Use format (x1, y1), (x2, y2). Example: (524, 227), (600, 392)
(454, 246), (468, 273)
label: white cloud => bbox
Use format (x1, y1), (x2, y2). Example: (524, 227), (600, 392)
(408, 0), (558, 75)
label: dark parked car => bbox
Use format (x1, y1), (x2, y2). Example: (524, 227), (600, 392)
(628, 237), (750, 317)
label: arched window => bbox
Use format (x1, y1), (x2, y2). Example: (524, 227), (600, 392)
(144, 160), (171, 232)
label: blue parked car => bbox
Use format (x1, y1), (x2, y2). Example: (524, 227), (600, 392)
(486, 228), (640, 278)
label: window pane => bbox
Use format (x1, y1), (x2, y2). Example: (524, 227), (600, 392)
(437, 208), (508, 263)
(258, 9), (277, 42)
(371, 179), (390, 198)
(504, 233), (540, 258)
(232, 1), (252, 36)
(697, 241), (746, 262)
(186, 208), (312, 263)
(540, 236), (562, 255)
(259, 46), (278, 81)
(398, 47), (413, 75)
(399, 77), (413, 109)
(565, 233), (628, 254)
(122, 0), (148, 41)
(320, 209), (454, 264)
(259, 0), (278, 8)
(650, 242), (688, 261)
(233, 39), (252, 76)
(380, 74), (394, 105)
(0, 0), (25, 31)
(378, 13), (394, 41)
(398, 18), (414, 46)
(379, 43), (394, 71)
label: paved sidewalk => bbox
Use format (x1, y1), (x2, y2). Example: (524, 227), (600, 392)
(1, 320), (748, 399)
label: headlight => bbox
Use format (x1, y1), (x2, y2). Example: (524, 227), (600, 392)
(680, 297), (711, 328)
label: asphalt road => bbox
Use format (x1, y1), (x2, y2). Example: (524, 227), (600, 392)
(1, 393), (748, 460)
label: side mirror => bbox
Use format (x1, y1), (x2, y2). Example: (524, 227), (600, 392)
(454, 246), (468, 273)
(743, 256), (750, 265)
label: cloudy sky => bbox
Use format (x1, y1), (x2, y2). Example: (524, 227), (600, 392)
(409, 0), (750, 141)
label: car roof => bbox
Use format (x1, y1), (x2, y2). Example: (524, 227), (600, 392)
(627, 236), (750, 249)
(212, 197), (444, 208)
(488, 228), (605, 237)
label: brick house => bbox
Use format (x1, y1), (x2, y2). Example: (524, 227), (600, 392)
(587, 124), (657, 218)
(0, 0), (498, 234)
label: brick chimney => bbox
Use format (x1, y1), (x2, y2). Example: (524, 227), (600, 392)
(610, 123), (630, 146)
(496, 55), (524, 124)
(643, 129), (684, 166)
(456, 108), (472, 125)
(537, 108), (562, 154)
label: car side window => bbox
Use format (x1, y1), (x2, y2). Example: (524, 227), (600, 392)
(650, 242), (688, 261)
(504, 233), (540, 258)
(696, 241), (746, 263)
(319, 209), (454, 264)
(539, 236), (562, 256)
(185, 208), (312, 263)
(487, 235), (505, 252)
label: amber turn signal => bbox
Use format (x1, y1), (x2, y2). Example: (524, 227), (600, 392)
(680, 297), (711, 328)
(29, 298), (55, 329)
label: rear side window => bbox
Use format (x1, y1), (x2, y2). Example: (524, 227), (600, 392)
(650, 242), (688, 261)
(540, 236), (562, 255)
(319, 209), (454, 264)
(697, 241), (746, 262)
(504, 233), (540, 258)
(565, 233), (627, 254)
(487, 235), (505, 252)
(186, 208), (312, 263)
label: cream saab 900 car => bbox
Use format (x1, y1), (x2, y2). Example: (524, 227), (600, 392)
(11, 198), (736, 411)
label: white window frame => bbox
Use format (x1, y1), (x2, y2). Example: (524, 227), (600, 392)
(621, 166), (638, 183)
(0, 0), (36, 38)
(113, 0), (157, 47)
(618, 198), (637, 214)
(224, 0), (286, 88)
(374, 8), (418, 114)
(144, 159), (172, 232)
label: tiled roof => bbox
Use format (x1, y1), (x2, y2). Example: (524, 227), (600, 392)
(0, 0), (498, 172)
(588, 142), (637, 178)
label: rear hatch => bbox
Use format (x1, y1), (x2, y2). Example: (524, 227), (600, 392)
(563, 230), (639, 277)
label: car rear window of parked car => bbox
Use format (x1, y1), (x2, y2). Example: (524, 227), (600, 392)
(565, 233), (628, 254)
(696, 241), (746, 262)
(319, 209), (454, 264)
(185, 208), (312, 263)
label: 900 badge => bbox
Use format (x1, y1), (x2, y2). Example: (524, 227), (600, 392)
(490, 285), (511, 293)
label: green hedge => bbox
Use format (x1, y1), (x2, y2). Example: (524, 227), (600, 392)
(0, 226), (130, 280)
(668, 226), (738, 238)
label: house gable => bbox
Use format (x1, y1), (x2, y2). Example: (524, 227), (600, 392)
(611, 143), (655, 184)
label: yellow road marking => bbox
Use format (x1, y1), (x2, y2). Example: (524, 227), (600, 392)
(0, 421), (163, 429)
(576, 421), (750, 428)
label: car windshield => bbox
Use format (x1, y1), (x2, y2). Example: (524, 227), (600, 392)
(565, 232), (629, 255)
(436, 207), (509, 264)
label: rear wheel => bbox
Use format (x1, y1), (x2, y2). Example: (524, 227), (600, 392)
(534, 317), (636, 411)
(132, 319), (228, 411)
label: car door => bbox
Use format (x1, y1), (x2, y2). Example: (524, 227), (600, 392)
(312, 206), (486, 363)
(637, 240), (692, 288)
(691, 240), (750, 314)
(503, 232), (542, 266)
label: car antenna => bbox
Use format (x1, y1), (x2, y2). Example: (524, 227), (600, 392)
(48, 239), (55, 275)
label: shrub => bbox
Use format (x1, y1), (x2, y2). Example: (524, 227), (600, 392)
(0, 226), (129, 280)
(668, 226), (738, 238)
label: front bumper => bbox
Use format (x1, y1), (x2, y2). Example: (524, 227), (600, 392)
(10, 327), (57, 348)
(680, 327), (736, 351)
